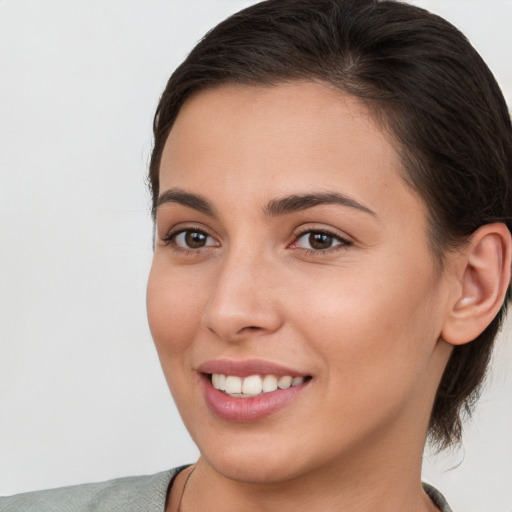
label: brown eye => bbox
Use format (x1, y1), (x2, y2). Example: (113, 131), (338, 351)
(308, 232), (333, 250)
(293, 230), (349, 252)
(185, 231), (207, 248)
(172, 230), (217, 249)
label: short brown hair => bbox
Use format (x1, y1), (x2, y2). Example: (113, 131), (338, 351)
(149, 0), (512, 448)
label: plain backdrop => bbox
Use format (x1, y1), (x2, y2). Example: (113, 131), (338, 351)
(1, 1), (511, 510)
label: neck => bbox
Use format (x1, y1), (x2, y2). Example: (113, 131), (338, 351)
(179, 430), (437, 512)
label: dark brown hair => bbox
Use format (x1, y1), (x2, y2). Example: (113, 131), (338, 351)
(149, 0), (512, 448)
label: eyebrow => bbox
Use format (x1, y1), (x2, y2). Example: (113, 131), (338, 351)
(265, 192), (376, 217)
(156, 188), (216, 216)
(156, 188), (375, 218)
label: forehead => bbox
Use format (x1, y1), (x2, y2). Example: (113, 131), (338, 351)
(165, 82), (387, 159)
(159, 82), (425, 226)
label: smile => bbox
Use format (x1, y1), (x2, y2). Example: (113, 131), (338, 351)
(211, 373), (306, 398)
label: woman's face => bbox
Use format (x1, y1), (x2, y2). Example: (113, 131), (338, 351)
(147, 82), (453, 483)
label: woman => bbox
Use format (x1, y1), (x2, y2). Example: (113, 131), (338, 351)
(2, 0), (511, 511)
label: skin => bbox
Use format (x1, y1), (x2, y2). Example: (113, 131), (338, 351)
(147, 82), (457, 512)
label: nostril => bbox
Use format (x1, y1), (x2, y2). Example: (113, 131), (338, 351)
(235, 325), (263, 335)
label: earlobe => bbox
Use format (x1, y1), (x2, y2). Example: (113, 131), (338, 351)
(442, 223), (511, 346)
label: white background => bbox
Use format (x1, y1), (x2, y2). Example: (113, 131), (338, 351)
(0, 1), (511, 510)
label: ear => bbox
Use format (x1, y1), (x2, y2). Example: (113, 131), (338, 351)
(442, 223), (511, 346)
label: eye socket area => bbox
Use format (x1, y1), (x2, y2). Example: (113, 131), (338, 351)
(161, 224), (351, 253)
(290, 228), (351, 252)
(164, 228), (219, 250)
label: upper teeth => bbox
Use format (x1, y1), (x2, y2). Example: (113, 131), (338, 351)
(211, 374), (305, 397)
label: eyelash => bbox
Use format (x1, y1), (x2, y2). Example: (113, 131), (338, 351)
(291, 228), (352, 255)
(160, 227), (352, 255)
(161, 227), (217, 254)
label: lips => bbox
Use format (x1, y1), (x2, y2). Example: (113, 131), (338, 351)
(197, 359), (312, 422)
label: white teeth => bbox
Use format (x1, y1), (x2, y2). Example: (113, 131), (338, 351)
(242, 375), (263, 396)
(211, 373), (306, 397)
(262, 374), (278, 392)
(212, 373), (227, 390)
(225, 376), (242, 394)
(277, 375), (292, 389)
(292, 377), (304, 387)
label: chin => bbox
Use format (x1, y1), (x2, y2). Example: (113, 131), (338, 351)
(204, 446), (309, 485)
(192, 422), (350, 486)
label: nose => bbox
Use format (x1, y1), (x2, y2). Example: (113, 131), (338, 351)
(201, 250), (283, 342)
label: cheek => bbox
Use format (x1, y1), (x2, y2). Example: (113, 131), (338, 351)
(287, 269), (441, 444)
(288, 256), (441, 385)
(146, 261), (205, 357)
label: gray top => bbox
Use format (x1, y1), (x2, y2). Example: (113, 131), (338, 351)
(0, 468), (180, 512)
(423, 482), (454, 512)
(0, 468), (453, 512)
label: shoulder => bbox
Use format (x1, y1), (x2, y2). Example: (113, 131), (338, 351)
(0, 468), (184, 512)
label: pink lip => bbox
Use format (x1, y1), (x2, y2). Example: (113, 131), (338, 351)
(197, 359), (309, 378)
(197, 359), (311, 423)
